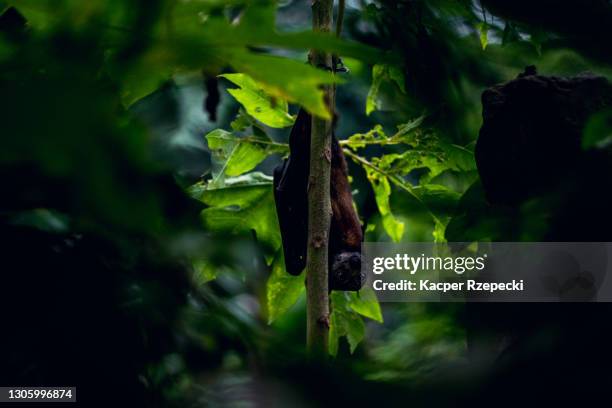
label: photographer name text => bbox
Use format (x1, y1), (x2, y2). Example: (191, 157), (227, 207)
(372, 279), (525, 293)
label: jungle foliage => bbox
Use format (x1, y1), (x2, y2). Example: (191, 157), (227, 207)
(1, 0), (612, 406)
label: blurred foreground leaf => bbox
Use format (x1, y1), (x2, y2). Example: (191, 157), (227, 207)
(477, 22), (489, 50)
(227, 53), (340, 119)
(192, 259), (218, 285)
(582, 108), (612, 150)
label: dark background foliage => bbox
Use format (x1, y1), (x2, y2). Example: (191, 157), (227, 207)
(1, 0), (612, 406)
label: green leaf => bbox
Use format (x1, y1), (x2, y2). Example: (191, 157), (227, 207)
(387, 65), (406, 93)
(266, 251), (305, 324)
(344, 120), (474, 243)
(501, 22), (521, 46)
(381, 212), (404, 243)
(206, 129), (268, 179)
(345, 125), (388, 149)
(8, 208), (70, 233)
(236, 0), (276, 35)
(329, 292), (366, 356)
(227, 52), (340, 119)
(192, 259), (218, 285)
(196, 172), (281, 257)
(230, 109), (255, 132)
(119, 67), (173, 107)
(365, 167), (404, 242)
(528, 28), (548, 56)
(207, 171), (274, 188)
(224, 142), (269, 176)
(205, 128), (287, 183)
(105, 50), (174, 107)
(366, 64), (406, 116)
(192, 171), (307, 324)
(432, 218), (447, 243)
(186, 181), (206, 201)
(371, 130), (475, 184)
(220, 73), (295, 128)
(395, 115), (425, 137)
(477, 22), (488, 50)
(582, 108), (612, 150)
(413, 184), (461, 212)
(344, 116), (424, 150)
(443, 143), (477, 172)
(366, 64), (385, 116)
(346, 288), (383, 323)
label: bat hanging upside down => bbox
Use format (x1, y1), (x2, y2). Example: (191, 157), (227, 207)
(273, 109), (365, 291)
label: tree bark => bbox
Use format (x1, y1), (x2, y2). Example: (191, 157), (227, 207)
(306, 0), (334, 354)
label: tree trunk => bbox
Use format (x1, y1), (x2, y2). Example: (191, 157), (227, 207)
(306, 0), (334, 354)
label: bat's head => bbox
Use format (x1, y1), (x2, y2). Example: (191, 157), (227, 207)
(330, 251), (364, 291)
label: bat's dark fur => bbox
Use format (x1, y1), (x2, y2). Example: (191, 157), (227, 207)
(273, 109), (364, 291)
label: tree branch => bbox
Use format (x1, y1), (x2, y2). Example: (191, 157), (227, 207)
(306, 0), (334, 354)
